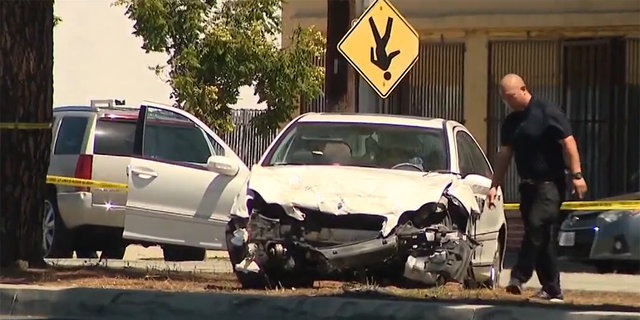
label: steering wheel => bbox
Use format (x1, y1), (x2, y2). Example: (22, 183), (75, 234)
(391, 162), (424, 172)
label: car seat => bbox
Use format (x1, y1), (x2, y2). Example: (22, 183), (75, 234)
(423, 150), (446, 172)
(322, 141), (352, 164)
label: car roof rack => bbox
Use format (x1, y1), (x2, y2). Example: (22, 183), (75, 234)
(90, 99), (126, 108)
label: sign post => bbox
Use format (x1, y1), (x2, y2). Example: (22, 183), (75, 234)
(338, 0), (419, 99)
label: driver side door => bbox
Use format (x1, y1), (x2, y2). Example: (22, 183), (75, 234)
(124, 104), (249, 250)
(454, 127), (505, 266)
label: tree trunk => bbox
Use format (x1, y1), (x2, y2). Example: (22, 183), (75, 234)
(0, 0), (54, 268)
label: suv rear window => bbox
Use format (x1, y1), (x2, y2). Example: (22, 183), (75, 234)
(54, 116), (89, 155)
(93, 119), (136, 156)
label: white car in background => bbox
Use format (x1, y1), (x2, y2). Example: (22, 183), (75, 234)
(47, 100), (249, 261)
(225, 113), (508, 289)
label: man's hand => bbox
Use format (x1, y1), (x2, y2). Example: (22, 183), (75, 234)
(487, 146), (512, 211)
(572, 178), (588, 199)
(487, 186), (498, 209)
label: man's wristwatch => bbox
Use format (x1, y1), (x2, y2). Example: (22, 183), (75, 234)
(571, 172), (584, 180)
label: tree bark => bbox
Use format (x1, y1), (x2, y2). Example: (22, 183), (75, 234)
(0, 0), (54, 267)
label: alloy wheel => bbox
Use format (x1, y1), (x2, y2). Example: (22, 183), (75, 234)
(489, 264), (497, 285)
(489, 250), (501, 289)
(42, 200), (56, 256)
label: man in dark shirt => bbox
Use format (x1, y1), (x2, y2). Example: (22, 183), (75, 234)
(487, 74), (588, 302)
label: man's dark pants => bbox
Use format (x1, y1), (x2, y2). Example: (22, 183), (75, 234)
(511, 179), (566, 296)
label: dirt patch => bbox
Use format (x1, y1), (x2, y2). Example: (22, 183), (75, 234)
(1, 265), (639, 311)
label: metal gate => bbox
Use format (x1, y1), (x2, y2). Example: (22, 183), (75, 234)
(563, 39), (617, 198)
(487, 40), (563, 202)
(221, 109), (278, 166)
(300, 54), (327, 113)
(622, 38), (640, 194)
(386, 42), (465, 122)
(487, 38), (639, 202)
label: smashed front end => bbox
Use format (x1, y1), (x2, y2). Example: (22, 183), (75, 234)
(229, 188), (480, 287)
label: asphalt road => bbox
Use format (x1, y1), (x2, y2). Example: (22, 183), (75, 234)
(45, 245), (640, 293)
(0, 318), (82, 320)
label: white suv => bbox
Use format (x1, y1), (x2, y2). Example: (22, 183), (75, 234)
(45, 100), (249, 261)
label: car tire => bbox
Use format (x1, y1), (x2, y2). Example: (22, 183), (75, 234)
(225, 220), (314, 290)
(76, 251), (98, 259)
(43, 190), (74, 259)
(594, 260), (616, 274)
(484, 247), (502, 289)
(101, 244), (127, 260)
(162, 245), (206, 262)
(225, 221), (266, 289)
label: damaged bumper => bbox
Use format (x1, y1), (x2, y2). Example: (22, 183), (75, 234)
(231, 209), (479, 286)
(316, 236), (399, 270)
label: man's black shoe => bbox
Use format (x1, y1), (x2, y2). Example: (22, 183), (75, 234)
(529, 290), (564, 303)
(505, 278), (523, 295)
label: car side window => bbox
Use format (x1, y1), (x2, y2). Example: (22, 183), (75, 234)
(456, 133), (475, 175)
(142, 107), (212, 164)
(465, 134), (492, 177)
(457, 131), (492, 177)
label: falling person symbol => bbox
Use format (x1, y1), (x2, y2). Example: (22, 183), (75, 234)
(369, 16), (400, 81)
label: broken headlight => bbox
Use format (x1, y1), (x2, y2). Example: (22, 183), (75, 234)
(413, 196), (449, 228)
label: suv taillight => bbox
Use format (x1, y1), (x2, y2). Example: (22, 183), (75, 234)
(74, 154), (93, 192)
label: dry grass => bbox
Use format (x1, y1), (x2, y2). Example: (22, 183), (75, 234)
(1, 264), (639, 312)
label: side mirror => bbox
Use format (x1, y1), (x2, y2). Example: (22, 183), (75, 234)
(207, 155), (239, 176)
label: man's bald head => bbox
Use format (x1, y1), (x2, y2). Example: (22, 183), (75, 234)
(500, 73), (531, 111)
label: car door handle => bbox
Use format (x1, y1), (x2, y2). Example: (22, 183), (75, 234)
(130, 167), (158, 179)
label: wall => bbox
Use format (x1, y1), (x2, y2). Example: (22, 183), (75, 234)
(53, 0), (264, 108)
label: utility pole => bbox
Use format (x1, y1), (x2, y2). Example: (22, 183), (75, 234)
(325, 0), (355, 112)
(356, 0), (379, 114)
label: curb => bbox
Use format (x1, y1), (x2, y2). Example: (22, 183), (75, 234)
(1, 285), (639, 320)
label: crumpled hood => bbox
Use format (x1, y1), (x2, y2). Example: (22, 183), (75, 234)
(238, 165), (479, 236)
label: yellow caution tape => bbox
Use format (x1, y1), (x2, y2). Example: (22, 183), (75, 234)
(504, 200), (640, 211)
(0, 122), (52, 130)
(40, 175), (640, 210)
(46, 175), (128, 190)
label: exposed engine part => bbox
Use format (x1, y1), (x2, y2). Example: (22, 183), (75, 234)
(237, 193), (482, 287)
(235, 243), (260, 273)
(247, 243), (258, 256)
(404, 256), (438, 284)
(231, 228), (249, 247)
(401, 228), (477, 285)
(269, 243), (287, 257)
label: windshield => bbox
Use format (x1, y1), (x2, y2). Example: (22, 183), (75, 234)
(262, 122), (448, 171)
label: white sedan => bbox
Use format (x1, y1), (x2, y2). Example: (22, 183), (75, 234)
(225, 113), (508, 289)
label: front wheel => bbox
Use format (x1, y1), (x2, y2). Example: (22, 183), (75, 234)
(101, 244), (127, 260)
(225, 220), (314, 289)
(162, 245), (206, 262)
(484, 248), (502, 289)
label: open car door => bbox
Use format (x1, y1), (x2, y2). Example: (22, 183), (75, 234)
(123, 103), (249, 250)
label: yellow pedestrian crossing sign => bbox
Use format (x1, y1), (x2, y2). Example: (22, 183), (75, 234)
(338, 0), (419, 99)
